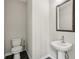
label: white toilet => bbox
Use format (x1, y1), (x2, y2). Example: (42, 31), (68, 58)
(11, 39), (23, 59)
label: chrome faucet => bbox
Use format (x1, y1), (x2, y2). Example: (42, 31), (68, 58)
(61, 36), (65, 43)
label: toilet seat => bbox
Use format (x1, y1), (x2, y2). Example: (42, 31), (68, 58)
(11, 46), (22, 54)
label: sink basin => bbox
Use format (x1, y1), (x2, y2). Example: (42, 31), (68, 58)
(51, 40), (72, 51)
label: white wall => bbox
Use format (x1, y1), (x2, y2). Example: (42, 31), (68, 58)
(4, 0), (27, 53)
(25, 0), (75, 59)
(49, 0), (75, 59)
(32, 0), (50, 59)
(26, 0), (50, 59)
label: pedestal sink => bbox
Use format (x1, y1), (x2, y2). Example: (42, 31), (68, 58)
(51, 40), (72, 59)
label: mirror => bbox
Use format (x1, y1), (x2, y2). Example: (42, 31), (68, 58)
(56, 0), (75, 32)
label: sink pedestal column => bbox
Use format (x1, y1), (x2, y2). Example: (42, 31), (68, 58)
(58, 51), (65, 59)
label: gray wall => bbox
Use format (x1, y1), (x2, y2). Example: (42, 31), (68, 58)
(49, 0), (75, 59)
(25, 0), (32, 59)
(4, 0), (27, 53)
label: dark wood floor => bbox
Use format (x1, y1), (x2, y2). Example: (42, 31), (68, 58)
(5, 51), (29, 59)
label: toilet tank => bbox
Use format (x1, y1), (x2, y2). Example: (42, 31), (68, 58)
(12, 38), (22, 47)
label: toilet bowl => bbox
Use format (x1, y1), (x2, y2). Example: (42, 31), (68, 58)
(11, 39), (23, 59)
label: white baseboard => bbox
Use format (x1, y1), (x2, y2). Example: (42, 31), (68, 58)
(40, 54), (56, 59)
(25, 48), (32, 59)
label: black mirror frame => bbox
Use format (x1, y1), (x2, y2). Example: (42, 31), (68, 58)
(56, 0), (75, 32)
